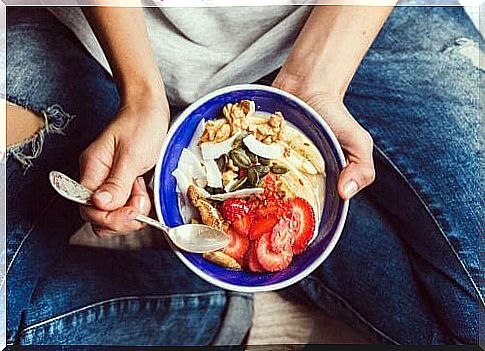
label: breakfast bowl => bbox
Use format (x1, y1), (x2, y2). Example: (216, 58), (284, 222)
(154, 84), (348, 292)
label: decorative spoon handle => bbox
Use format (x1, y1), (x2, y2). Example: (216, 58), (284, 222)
(49, 171), (169, 232)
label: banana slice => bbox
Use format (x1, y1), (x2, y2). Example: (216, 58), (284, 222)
(284, 126), (326, 174)
(279, 141), (318, 175)
(276, 159), (320, 216)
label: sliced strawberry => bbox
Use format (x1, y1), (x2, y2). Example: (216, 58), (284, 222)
(256, 233), (293, 272)
(221, 199), (250, 222)
(289, 197), (316, 254)
(223, 228), (249, 261)
(255, 200), (290, 219)
(270, 218), (295, 253)
(247, 242), (264, 272)
(249, 215), (279, 241)
(231, 213), (253, 237)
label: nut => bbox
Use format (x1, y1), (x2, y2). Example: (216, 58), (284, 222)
(223, 100), (255, 136)
(200, 119), (231, 143)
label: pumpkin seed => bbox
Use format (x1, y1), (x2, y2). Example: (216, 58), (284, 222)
(247, 151), (258, 165)
(230, 176), (247, 191)
(270, 164), (289, 174)
(205, 186), (224, 195)
(259, 157), (271, 166)
(229, 149), (251, 168)
(231, 132), (248, 149)
(216, 154), (228, 172)
(254, 165), (270, 177)
(247, 167), (260, 186)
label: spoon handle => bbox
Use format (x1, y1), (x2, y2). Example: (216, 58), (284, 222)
(49, 170), (170, 233)
(135, 214), (170, 233)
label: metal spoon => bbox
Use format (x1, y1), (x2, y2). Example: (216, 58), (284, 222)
(48, 171), (230, 253)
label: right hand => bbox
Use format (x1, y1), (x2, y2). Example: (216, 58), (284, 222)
(272, 76), (375, 200)
(79, 99), (169, 237)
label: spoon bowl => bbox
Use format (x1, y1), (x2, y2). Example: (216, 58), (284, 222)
(48, 171), (230, 253)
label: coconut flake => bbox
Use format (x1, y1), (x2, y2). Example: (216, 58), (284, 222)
(200, 132), (243, 160)
(188, 118), (205, 161)
(243, 134), (282, 159)
(204, 158), (223, 188)
(178, 148), (207, 187)
(172, 168), (191, 194)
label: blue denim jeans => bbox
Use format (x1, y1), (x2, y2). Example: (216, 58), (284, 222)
(5, 6), (482, 346)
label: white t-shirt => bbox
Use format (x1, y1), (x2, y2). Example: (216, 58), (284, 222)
(48, 6), (312, 106)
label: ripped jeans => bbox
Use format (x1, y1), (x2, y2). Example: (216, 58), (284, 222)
(5, 5), (483, 346)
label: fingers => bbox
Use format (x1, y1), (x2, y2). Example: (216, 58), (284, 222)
(129, 176), (152, 215)
(337, 128), (375, 200)
(80, 177), (152, 237)
(79, 141), (111, 192)
(308, 99), (375, 200)
(91, 151), (139, 211)
(82, 205), (140, 236)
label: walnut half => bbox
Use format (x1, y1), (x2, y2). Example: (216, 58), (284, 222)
(223, 100), (255, 136)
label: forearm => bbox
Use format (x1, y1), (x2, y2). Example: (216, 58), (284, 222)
(83, 6), (167, 108)
(276, 4), (396, 99)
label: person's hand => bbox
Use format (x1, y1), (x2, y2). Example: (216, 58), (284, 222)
(273, 79), (375, 200)
(79, 100), (169, 237)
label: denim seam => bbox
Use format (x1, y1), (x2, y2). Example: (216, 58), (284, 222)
(374, 144), (484, 306)
(1, 197), (57, 290)
(305, 276), (400, 345)
(19, 292), (226, 337)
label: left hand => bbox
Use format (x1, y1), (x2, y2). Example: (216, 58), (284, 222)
(79, 99), (169, 237)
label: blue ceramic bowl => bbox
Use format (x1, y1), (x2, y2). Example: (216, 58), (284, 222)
(154, 84), (348, 292)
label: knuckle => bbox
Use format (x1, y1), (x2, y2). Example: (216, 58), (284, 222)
(105, 176), (129, 193)
(79, 149), (92, 166)
(361, 130), (374, 149)
(106, 217), (126, 233)
(361, 167), (376, 184)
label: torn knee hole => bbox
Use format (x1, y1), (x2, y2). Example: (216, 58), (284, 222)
(6, 103), (75, 171)
(6, 102), (45, 146)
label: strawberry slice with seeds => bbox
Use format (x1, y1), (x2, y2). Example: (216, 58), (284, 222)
(256, 233), (293, 272)
(249, 215), (279, 241)
(231, 212), (253, 237)
(270, 218), (295, 253)
(288, 197), (316, 254)
(255, 202), (288, 219)
(223, 228), (249, 261)
(247, 242), (264, 272)
(221, 199), (250, 222)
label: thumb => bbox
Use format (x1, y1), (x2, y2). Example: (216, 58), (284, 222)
(91, 153), (138, 211)
(338, 162), (375, 200)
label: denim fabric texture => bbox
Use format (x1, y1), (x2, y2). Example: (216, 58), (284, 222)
(5, 8), (252, 346)
(5, 5), (483, 346)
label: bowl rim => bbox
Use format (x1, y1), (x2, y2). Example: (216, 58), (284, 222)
(154, 84), (349, 292)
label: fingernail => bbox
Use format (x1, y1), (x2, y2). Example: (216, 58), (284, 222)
(93, 190), (112, 205)
(137, 196), (146, 211)
(343, 180), (359, 199)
